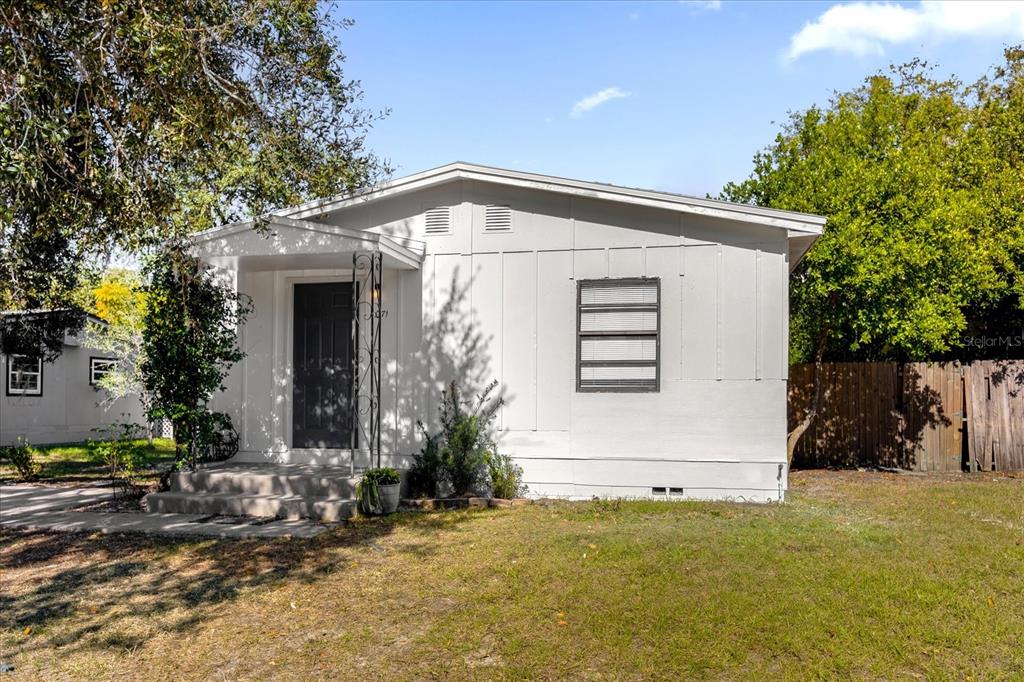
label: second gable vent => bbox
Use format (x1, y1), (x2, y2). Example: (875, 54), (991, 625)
(483, 204), (513, 232)
(424, 206), (452, 235)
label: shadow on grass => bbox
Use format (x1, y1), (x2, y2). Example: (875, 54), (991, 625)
(0, 509), (474, 658)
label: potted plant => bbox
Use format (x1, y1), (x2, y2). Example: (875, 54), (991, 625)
(357, 467), (402, 515)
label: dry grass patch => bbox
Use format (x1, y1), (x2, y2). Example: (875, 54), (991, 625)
(2, 471), (1023, 680)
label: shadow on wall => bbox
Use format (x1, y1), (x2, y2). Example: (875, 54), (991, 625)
(388, 263), (509, 457)
(788, 362), (953, 471)
(233, 260), (511, 464)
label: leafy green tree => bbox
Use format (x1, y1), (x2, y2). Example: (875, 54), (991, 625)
(721, 49), (1024, 458)
(140, 244), (252, 468)
(1, 1), (385, 355)
(722, 51), (1023, 364)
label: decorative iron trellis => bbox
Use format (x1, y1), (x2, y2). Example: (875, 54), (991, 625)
(350, 251), (387, 472)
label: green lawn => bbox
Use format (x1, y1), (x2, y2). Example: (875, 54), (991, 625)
(1, 471), (1023, 679)
(0, 438), (176, 482)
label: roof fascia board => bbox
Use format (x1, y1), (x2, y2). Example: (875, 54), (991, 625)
(190, 220), (256, 244)
(457, 168), (823, 234)
(279, 168), (462, 222)
(276, 162), (824, 236)
(192, 215), (424, 269)
(456, 165), (825, 233)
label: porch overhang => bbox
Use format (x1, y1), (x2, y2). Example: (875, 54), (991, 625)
(190, 216), (425, 271)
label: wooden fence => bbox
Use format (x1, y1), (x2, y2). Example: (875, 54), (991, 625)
(789, 360), (1024, 472)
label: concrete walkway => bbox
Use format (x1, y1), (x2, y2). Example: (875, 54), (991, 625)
(0, 484), (327, 538)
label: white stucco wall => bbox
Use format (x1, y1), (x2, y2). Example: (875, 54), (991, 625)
(0, 344), (146, 446)
(217, 178), (794, 502)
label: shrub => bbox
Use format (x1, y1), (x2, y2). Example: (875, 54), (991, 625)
(141, 244), (251, 469)
(2, 442), (39, 481)
(412, 380), (504, 498)
(487, 452), (527, 499)
(408, 428), (443, 498)
(357, 467), (401, 514)
(89, 421), (145, 495)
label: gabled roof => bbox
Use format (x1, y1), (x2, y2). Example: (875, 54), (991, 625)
(275, 161), (826, 237)
(191, 215), (426, 271)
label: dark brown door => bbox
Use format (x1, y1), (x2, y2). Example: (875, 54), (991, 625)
(293, 282), (355, 449)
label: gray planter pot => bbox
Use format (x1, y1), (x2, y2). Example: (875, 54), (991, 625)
(377, 482), (401, 514)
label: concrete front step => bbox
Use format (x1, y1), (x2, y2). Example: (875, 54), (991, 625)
(169, 464), (359, 498)
(143, 491), (356, 523)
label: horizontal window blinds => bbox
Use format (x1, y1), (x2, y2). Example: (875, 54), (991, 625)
(577, 278), (660, 392)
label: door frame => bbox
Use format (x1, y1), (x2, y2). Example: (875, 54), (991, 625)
(290, 278), (358, 451)
(281, 271), (366, 457)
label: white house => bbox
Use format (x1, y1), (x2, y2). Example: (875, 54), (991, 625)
(0, 312), (146, 446)
(185, 162), (824, 504)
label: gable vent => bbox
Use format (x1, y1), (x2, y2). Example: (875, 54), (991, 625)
(424, 206), (452, 235)
(483, 204), (513, 232)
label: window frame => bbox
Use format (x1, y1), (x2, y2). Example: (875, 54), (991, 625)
(89, 356), (118, 387)
(6, 354), (43, 397)
(576, 277), (661, 394)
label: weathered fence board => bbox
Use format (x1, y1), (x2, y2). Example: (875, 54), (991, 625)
(789, 360), (1023, 472)
(967, 361), (1024, 471)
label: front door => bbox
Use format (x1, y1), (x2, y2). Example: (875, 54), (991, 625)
(292, 282), (356, 449)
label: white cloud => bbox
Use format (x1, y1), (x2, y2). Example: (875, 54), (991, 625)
(681, 0), (722, 10)
(570, 87), (632, 118)
(786, 1), (1024, 61)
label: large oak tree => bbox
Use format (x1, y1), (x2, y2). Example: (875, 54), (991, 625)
(1, 0), (386, 358)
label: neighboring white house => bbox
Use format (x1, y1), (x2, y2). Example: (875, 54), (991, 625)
(192, 162), (824, 502)
(0, 312), (146, 446)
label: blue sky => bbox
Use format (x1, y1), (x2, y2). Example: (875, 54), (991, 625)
(337, 1), (1022, 197)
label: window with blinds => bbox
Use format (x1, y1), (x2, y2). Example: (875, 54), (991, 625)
(577, 278), (660, 392)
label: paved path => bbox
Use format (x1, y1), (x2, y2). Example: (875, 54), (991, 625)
(0, 484), (327, 538)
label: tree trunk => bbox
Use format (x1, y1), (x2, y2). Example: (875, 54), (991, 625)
(786, 335), (828, 465)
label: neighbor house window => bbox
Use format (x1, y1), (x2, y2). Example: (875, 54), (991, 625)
(6, 355), (43, 396)
(90, 357), (118, 386)
(577, 278), (660, 392)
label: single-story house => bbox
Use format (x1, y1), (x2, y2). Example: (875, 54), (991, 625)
(0, 311), (146, 446)
(189, 162), (824, 502)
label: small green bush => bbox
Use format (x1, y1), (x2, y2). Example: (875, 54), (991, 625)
(89, 421), (145, 495)
(2, 442), (40, 481)
(362, 467), (401, 486)
(487, 452), (527, 499)
(411, 380), (506, 498)
(408, 428), (443, 498)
